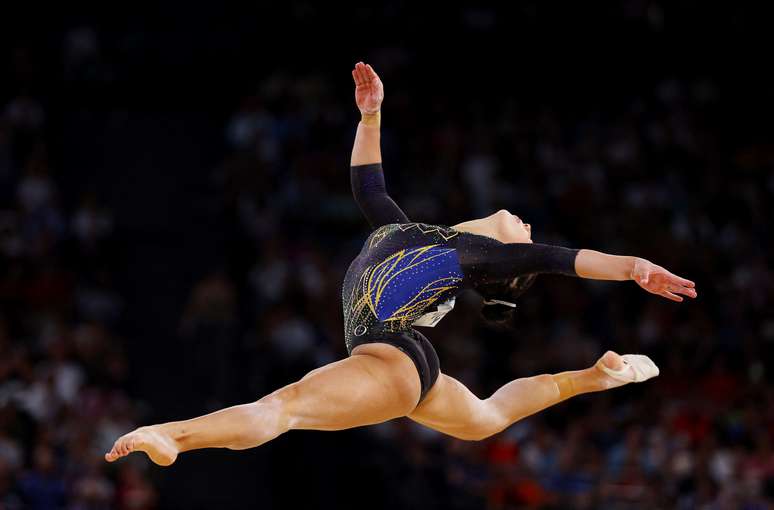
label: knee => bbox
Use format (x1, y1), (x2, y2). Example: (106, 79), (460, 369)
(225, 386), (297, 447)
(456, 405), (510, 442)
(218, 398), (291, 451)
(255, 385), (298, 430)
(455, 422), (504, 442)
(458, 431), (493, 442)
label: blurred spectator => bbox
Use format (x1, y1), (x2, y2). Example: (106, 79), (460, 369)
(16, 444), (67, 510)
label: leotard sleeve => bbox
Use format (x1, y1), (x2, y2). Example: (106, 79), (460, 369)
(351, 163), (410, 229)
(456, 233), (579, 285)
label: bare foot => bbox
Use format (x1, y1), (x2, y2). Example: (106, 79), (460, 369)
(594, 350), (659, 389)
(105, 426), (179, 466)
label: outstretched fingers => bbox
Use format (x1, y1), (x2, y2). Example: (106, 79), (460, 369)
(354, 62), (369, 86)
(660, 290), (684, 302)
(353, 61), (380, 87)
(352, 62), (367, 87)
(636, 262), (697, 302)
(665, 274), (698, 298)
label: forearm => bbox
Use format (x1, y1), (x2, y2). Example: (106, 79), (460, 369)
(575, 249), (637, 281)
(349, 110), (409, 227)
(350, 112), (382, 166)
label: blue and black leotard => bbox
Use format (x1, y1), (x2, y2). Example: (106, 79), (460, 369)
(343, 164), (579, 402)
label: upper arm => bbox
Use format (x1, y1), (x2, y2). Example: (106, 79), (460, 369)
(457, 237), (579, 284)
(351, 163), (409, 228)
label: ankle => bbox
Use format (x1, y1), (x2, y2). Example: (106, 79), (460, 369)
(598, 350), (624, 371)
(256, 395), (293, 433)
(555, 367), (611, 397)
(552, 372), (577, 400)
(151, 423), (185, 452)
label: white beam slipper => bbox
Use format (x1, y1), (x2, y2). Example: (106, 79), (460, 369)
(597, 354), (660, 384)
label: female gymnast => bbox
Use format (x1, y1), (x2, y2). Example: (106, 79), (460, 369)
(105, 62), (697, 466)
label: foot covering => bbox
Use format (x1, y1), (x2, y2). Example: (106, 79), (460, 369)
(597, 354), (659, 384)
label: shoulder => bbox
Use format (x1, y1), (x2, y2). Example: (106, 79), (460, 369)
(373, 222), (460, 240)
(455, 230), (504, 249)
(365, 222), (462, 251)
(401, 223), (460, 240)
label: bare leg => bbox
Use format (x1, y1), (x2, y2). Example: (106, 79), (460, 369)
(105, 343), (421, 466)
(409, 351), (654, 441)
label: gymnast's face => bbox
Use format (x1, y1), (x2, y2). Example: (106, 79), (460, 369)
(489, 209), (532, 243)
(453, 209), (533, 244)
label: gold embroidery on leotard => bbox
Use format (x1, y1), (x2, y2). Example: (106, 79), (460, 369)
(382, 276), (461, 326)
(368, 225), (391, 248)
(367, 223), (459, 249)
(397, 223), (459, 241)
(344, 244), (463, 341)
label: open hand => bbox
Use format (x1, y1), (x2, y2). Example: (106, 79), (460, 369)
(632, 258), (697, 302)
(352, 62), (383, 115)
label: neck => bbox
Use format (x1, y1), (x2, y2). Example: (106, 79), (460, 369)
(452, 220), (503, 243)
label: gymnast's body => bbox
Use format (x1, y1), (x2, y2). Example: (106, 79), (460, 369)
(105, 62), (696, 466)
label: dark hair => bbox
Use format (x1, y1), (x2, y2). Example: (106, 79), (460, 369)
(479, 274), (537, 323)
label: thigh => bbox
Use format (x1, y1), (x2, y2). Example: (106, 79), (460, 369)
(279, 342), (422, 431)
(408, 373), (503, 440)
(351, 330), (440, 404)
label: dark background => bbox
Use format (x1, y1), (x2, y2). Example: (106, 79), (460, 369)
(1, 2), (772, 509)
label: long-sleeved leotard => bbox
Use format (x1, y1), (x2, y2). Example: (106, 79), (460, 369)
(342, 163), (579, 352)
(350, 163), (410, 227)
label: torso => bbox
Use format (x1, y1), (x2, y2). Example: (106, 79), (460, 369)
(342, 222), (465, 352)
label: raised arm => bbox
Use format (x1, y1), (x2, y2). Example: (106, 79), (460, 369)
(350, 62), (409, 228)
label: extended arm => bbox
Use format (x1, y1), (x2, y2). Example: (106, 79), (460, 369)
(457, 236), (579, 284)
(458, 236), (697, 302)
(574, 249), (635, 281)
(350, 62), (409, 228)
(574, 250), (697, 301)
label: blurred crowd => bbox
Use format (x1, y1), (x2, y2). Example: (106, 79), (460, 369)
(0, 46), (158, 510)
(2, 3), (774, 510)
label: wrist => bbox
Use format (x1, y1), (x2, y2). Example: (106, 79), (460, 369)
(360, 110), (381, 127)
(628, 257), (643, 280)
